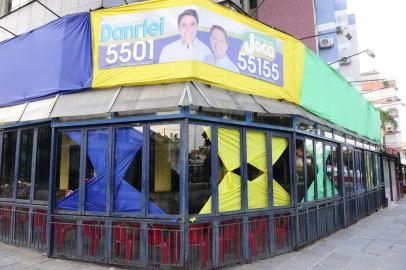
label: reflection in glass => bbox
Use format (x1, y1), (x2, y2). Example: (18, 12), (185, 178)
(34, 126), (52, 202)
(348, 148), (355, 194)
(315, 142), (324, 198)
(375, 154), (381, 186)
(0, 131), (17, 198)
(85, 129), (109, 212)
(306, 139), (316, 201)
(273, 136), (290, 207)
(365, 152), (373, 188)
(333, 147), (339, 195)
(17, 129), (34, 200)
(114, 126), (144, 213)
(325, 145), (333, 197)
(296, 140), (305, 203)
(55, 131), (81, 207)
(188, 125), (211, 214)
(150, 124), (180, 215)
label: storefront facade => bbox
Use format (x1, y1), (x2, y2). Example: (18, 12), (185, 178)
(0, 0), (400, 269)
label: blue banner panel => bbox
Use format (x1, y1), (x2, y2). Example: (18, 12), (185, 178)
(0, 13), (92, 107)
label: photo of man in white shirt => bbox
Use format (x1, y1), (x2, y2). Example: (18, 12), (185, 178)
(159, 9), (211, 63)
(204, 25), (239, 73)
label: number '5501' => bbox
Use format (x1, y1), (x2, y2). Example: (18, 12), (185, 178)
(237, 52), (280, 81)
(105, 41), (154, 64)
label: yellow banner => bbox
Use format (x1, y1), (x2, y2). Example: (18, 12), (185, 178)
(91, 0), (306, 104)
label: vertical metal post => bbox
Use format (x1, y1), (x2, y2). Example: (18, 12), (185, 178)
(322, 144), (327, 198)
(291, 135), (299, 250)
(211, 126), (219, 267)
(303, 140), (308, 203)
(266, 132), (275, 254)
(28, 128), (39, 243)
(266, 132), (273, 209)
(180, 119), (189, 267)
(339, 145), (347, 227)
(47, 127), (57, 256)
(107, 126), (114, 216)
(313, 141), (318, 201)
(106, 126), (114, 261)
(13, 130), (21, 201)
(241, 128), (249, 260)
(140, 125), (150, 266)
(11, 130), (21, 241)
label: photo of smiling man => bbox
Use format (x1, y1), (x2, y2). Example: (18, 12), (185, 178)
(204, 25), (239, 73)
(159, 9), (211, 63)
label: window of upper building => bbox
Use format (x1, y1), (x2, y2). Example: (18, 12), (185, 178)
(10, 0), (32, 11)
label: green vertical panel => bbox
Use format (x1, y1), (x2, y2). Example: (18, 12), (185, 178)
(300, 48), (381, 141)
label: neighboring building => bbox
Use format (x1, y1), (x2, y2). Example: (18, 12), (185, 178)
(0, 0), (102, 42)
(257, 0), (362, 86)
(256, 0), (317, 52)
(0, 0), (10, 17)
(361, 71), (403, 151)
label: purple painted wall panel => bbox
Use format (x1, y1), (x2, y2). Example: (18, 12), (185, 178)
(257, 0), (317, 53)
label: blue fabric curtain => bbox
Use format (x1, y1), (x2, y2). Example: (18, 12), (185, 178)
(57, 128), (164, 214)
(0, 13), (92, 106)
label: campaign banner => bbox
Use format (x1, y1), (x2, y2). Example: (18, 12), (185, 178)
(96, 5), (284, 86)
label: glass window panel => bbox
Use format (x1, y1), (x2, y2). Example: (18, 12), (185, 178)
(343, 147), (350, 195)
(375, 154), (381, 186)
(273, 136), (290, 207)
(17, 129), (34, 200)
(354, 151), (365, 192)
(325, 145), (333, 197)
(218, 128), (241, 212)
(316, 142), (324, 199)
(247, 130), (267, 209)
(114, 126), (143, 213)
(332, 147), (339, 195)
(346, 137), (355, 145)
(306, 139), (316, 202)
(11, 0), (30, 11)
(85, 129), (109, 212)
(195, 108), (245, 121)
(188, 125), (212, 214)
(296, 119), (316, 133)
(319, 127), (333, 139)
(252, 114), (292, 127)
(296, 140), (305, 203)
(34, 126), (52, 202)
(0, 131), (17, 198)
(55, 131), (81, 209)
(365, 152), (373, 189)
(334, 131), (345, 142)
(348, 148), (355, 194)
(149, 124), (180, 215)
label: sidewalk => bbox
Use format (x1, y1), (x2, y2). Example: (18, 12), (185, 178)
(0, 200), (404, 270)
(231, 199), (406, 270)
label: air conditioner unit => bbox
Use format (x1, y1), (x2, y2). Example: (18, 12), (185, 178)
(340, 57), (352, 65)
(319, 37), (334, 48)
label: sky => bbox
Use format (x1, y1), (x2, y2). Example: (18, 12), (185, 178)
(346, 0), (406, 143)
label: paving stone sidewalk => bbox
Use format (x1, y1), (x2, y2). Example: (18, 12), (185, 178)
(0, 199), (405, 269)
(230, 199), (406, 270)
